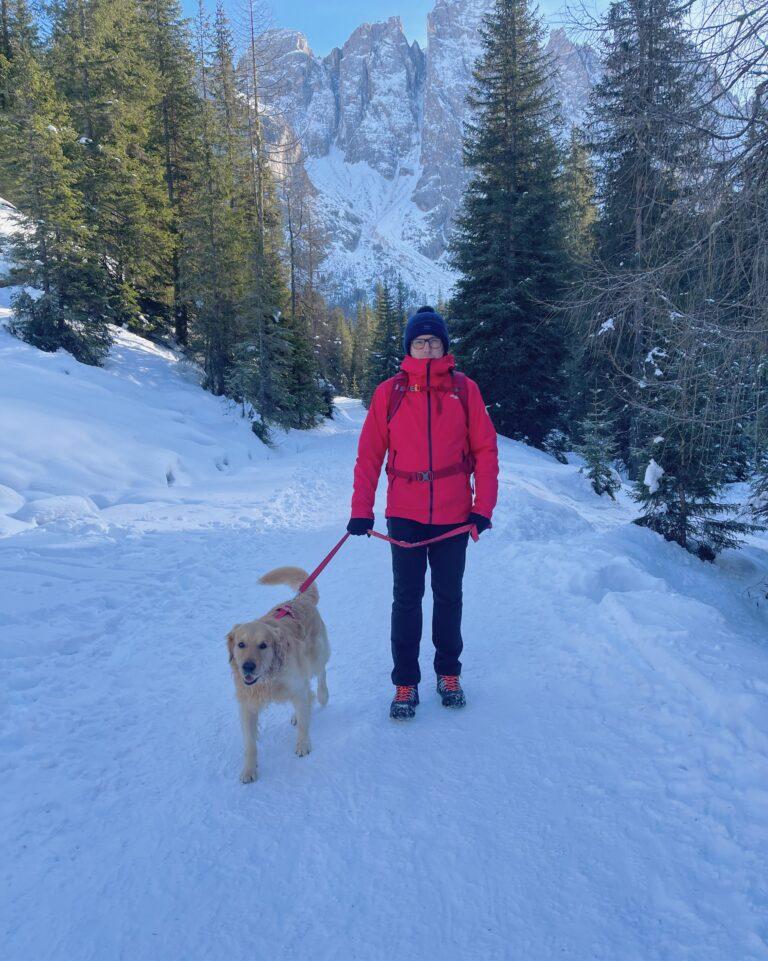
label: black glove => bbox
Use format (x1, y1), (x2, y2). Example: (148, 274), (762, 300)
(347, 517), (374, 536)
(468, 512), (491, 535)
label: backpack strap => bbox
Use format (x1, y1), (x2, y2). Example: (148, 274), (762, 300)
(386, 371), (409, 424)
(450, 370), (470, 427)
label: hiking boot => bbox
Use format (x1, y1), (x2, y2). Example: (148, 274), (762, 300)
(390, 684), (419, 720)
(436, 674), (466, 708)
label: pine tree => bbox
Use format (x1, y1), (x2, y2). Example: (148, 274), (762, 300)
(393, 275), (408, 338)
(0, 45), (114, 363)
(590, 0), (707, 271)
(585, 0), (711, 469)
(363, 281), (402, 406)
(288, 313), (327, 426)
(309, 301), (350, 399)
(226, 312), (295, 444)
(448, 0), (569, 445)
(140, 0), (201, 345)
(561, 125), (597, 264)
(230, 0), (320, 434)
(632, 431), (756, 561)
(349, 299), (373, 397)
(610, 268), (762, 559)
(278, 141), (331, 423)
(576, 389), (621, 498)
(326, 306), (353, 396)
(577, 0), (751, 558)
(0, 0), (38, 114)
(184, 0), (247, 396)
(47, 0), (174, 332)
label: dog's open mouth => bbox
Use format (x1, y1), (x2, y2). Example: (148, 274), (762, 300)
(243, 673), (259, 686)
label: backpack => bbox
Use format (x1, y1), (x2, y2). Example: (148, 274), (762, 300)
(386, 369), (470, 426)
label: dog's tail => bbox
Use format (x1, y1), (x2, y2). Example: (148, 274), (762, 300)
(259, 566), (318, 605)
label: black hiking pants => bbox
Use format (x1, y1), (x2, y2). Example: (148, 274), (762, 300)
(387, 516), (469, 687)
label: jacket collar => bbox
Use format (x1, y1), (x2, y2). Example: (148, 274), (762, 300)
(400, 354), (456, 382)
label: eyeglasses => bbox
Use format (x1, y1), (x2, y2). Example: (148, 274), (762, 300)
(411, 337), (443, 350)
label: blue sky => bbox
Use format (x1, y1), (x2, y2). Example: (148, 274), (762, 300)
(181, 1), (586, 58)
(262, 1), (436, 54)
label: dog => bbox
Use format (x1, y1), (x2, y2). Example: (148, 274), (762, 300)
(227, 567), (330, 783)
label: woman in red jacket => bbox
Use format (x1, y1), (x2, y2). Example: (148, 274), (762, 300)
(347, 306), (499, 719)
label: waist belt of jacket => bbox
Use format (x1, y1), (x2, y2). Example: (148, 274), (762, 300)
(385, 451), (476, 483)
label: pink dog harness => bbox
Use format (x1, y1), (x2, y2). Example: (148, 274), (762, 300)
(273, 605), (296, 621)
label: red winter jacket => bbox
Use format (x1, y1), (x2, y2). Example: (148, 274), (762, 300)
(351, 354), (499, 525)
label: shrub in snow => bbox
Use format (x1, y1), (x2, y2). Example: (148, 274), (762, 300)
(576, 391), (621, 499)
(9, 290), (112, 366)
(632, 433), (757, 561)
(748, 452), (768, 524)
(543, 429), (569, 464)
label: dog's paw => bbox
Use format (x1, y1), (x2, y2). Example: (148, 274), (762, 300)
(240, 768), (258, 783)
(295, 740), (311, 757)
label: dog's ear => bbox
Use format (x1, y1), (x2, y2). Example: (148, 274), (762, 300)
(226, 626), (240, 663)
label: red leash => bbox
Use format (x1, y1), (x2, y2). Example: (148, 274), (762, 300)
(295, 531), (353, 595)
(293, 523), (479, 597)
(367, 522), (479, 550)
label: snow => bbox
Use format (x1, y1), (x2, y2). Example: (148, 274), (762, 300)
(598, 317), (615, 335)
(2, 328), (768, 960)
(305, 144), (458, 300)
(0, 196), (22, 306)
(644, 457), (665, 494)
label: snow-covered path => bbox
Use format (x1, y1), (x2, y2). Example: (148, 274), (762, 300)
(2, 329), (768, 960)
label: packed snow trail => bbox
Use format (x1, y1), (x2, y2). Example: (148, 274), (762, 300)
(2, 327), (768, 961)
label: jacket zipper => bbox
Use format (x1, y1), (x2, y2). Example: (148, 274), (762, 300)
(427, 360), (433, 523)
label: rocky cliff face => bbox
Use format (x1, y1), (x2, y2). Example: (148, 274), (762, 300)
(547, 27), (602, 130)
(335, 19), (425, 177)
(263, 18), (423, 179)
(414, 0), (492, 260)
(258, 5), (599, 306)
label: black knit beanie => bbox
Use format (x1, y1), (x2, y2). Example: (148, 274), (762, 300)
(403, 306), (449, 355)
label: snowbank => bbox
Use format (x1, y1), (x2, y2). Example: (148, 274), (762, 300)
(0, 324), (359, 538)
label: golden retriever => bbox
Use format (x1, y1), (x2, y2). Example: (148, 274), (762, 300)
(227, 567), (330, 783)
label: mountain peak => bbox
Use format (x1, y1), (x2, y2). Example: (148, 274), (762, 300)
(261, 7), (598, 305)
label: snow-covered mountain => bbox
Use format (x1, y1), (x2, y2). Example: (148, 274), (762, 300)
(2, 303), (767, 960)
(260, 2), (600, 305)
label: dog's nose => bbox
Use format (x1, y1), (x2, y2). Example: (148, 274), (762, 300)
(242, 661), (256, 674)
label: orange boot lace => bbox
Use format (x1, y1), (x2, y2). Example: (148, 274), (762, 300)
(394, 685), (416, 702)
(440, 675), (460, 691)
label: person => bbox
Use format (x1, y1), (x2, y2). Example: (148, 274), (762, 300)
(347, 305), (499, 719)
